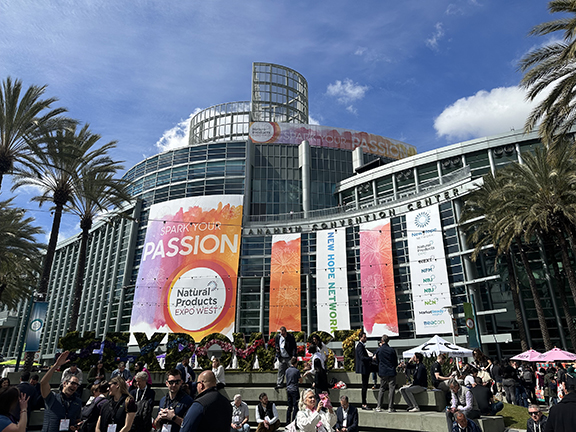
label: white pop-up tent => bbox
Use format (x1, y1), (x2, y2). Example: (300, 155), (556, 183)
(402, 335), (474, 358)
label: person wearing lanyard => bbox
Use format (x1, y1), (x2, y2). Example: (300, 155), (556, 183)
(129, 372), (155, 432)
(95, 377), (136, 432)
(40, 350), (83, 432)
(154, 370), (193, 432)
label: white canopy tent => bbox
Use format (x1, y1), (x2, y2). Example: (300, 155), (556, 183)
(402, 335), (474, 358)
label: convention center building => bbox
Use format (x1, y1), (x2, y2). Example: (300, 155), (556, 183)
(0, 63), (568, 361)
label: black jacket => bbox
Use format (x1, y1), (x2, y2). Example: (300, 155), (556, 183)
(545, 391), (576, 432)
(336, 404), (358, 432)
(406, 362), (427, 387)
(355, 341), (371, 375)
(376, 343), (397, 377)
(184, 386), (232, 432)
(274, 332), (297, 359)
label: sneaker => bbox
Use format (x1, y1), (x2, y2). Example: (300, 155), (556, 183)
(388, 408), (396, 413)
(409, 407), (420, 412)
(362, 405), (372, 410)
(372, 385), (378, 389)
(374, 407), (383, 412)
(406, 407), (414, 411)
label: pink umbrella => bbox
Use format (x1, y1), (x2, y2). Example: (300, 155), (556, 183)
(510, 349), (542, 362)
(534, 348), (576, 362)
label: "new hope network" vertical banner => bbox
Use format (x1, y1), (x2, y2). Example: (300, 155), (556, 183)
(359, 219), (399, 337)
(269, 233), (301, 332)
(316, 229), (350, 333)
(406, 204), (453, 335)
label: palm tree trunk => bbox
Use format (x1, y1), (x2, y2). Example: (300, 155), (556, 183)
(515, 237), (552, 351)
(68, 222), (90, 332)
(504, 251), (528, 351)
(37, 204), (64, 298)
(555, 226), (576, 301)
(548, 245), (576, 350)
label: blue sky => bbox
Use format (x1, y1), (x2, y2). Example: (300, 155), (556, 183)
(0, 0), (554, 241)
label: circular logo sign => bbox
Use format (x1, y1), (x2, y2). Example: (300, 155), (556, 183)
(29, 318), (43, 332)
(466, 318), (475, 329)
(166, 264), (229, 332)
(249, 122), (277, 143)
(414, 211), (431, 228)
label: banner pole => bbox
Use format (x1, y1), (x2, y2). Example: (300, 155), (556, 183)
(15, 296), (35, 373)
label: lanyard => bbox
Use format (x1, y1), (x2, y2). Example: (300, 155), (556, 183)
(60, 394), (72, 419)
(110, 397), (125, 425)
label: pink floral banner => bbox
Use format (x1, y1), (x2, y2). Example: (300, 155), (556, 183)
(359, 219), (399, 337)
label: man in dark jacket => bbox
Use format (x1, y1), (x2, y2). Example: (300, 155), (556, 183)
(545, 384), (576, 432)
(130, 371), (156, 432)
(274, 326), (297, 389)
(354, 331), (372, 410)
(335, 395), (358, 432)
(181, 370), (232, 432)
(375, 334), (398, 413)
(526, 405), (547, 432)
(400, 353), (428, 412)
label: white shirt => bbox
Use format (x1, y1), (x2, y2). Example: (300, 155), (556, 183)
(279, 335), (288, 358)
(342, 407), (349, 427)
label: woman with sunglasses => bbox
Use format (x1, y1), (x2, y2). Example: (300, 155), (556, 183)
(526, 404), (547, 432)
(96, 377), (136, 432)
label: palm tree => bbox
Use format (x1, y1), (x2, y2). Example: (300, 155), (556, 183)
(460, 173), (529, 351)
(67, 170), (131, 332)
(519, 0), (576, 142)
(11, 124), (121, 300)
(0, 76), (70, 190)
(504, 143), (576, 314)
(0, 198), (44, 307)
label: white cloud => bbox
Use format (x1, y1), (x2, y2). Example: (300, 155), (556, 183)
(346, 105), (358, 115)
(434, 85), (549, 141)
(155, 109), (202, 152)
(327, 79), (368, 104)
(426, 22), (445, 50)
(308, 114), (321, 125)
(355, 47), (367, 56)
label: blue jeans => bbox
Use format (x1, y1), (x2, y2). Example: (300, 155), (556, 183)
(490, 401), (504, 415)
(515, 385), (529, 407)
(231, 425), (250, 432)
(287, 390), (299, 423)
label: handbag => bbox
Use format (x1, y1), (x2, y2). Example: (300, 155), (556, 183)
(285, 420), (297, 432)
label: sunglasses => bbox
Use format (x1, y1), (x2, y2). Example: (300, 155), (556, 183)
(529, 411), (541, 416)
(167, 380), (182, 385)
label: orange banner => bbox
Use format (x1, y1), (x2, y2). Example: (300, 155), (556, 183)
(269, 233), (301, 332)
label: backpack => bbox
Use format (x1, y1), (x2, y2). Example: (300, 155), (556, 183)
(79, 397), (107, 432)
(523, 369), (533, 383)
(130, 397), (154, 432)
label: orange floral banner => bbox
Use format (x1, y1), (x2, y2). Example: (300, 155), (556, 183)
(269, 233), (301, 332)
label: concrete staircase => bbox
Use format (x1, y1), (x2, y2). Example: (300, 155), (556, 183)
(9, 370), (506, 432)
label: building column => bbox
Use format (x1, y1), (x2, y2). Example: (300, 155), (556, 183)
(413, 167), (420, 193)
(259, 276), (265, 333)
(299, 140), (311, 217)
(437, 161), (443, 185)
(487, 149), (496, 174)
(236, 278), (242, 333)
(306, 273), (312, 334)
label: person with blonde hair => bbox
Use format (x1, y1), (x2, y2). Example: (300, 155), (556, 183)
(295, 388), (336, 432)
(96, 376), (136, 432)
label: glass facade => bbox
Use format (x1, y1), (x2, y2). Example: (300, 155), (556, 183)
(2, 64), (572, 362)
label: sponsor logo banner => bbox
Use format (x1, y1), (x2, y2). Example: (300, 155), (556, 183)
(130, 195), (243, 339)
(269, 233), (301, 332)
(406, 204), (453, 335)
(359, 220), (399, 336)
(249, 122), (417, 161)
(24, 302), (48, 352)
(316, 229), (350, 333)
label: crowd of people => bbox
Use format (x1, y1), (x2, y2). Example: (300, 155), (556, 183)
(1, 331), (576, 432)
